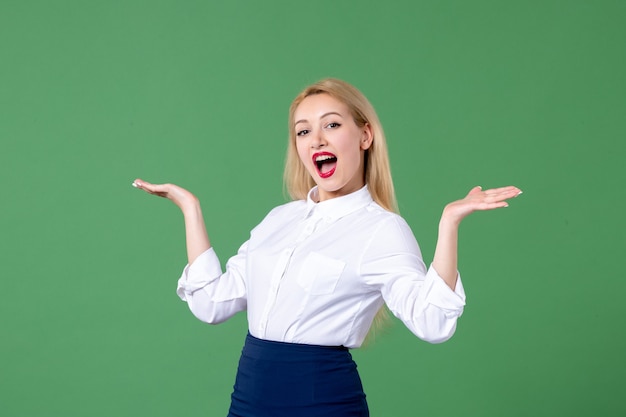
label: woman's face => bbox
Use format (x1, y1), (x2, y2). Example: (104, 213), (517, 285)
(293, 93), (373, 202)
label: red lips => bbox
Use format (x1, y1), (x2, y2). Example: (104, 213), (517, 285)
(312, 152), (337, 178)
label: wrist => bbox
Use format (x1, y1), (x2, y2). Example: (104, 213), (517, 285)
(181, 196), (202, 218)
(439, 208), (462, 230)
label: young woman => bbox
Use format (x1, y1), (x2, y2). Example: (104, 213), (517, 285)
(133, 78), (521, 416)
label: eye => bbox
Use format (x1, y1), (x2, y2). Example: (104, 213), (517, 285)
(296, 129), (310, 137)
(326, 122), (341, 129)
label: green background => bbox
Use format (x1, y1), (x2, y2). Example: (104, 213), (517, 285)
(1, 1), (624, 416)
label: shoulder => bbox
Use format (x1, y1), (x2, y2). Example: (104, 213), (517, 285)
(365, 202), (412, 230)
(361, 202), (420, 251)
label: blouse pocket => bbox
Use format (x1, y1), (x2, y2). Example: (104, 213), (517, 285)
(297, 252), (346, 295)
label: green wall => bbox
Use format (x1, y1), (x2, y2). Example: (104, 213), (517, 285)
(2, 1), (624, 416)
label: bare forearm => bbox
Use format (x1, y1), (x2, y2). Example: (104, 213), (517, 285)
(432, 215), (460, 291)
(181, 198), (211, 265)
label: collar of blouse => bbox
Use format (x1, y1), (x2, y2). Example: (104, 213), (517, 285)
(304, 185), (373, 222)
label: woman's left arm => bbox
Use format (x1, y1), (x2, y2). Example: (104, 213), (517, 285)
(432, 185), (522, 290)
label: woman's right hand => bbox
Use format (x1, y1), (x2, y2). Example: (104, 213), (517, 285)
(132, 179), (198, 213)
(132, 178), (211, 264)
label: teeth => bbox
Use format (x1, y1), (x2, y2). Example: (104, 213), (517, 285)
(315, 155), (335, 162)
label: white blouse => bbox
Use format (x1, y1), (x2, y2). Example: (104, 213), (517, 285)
(177, 186), (466, 348)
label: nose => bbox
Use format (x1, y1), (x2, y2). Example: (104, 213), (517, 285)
(311, 130), (326, 149)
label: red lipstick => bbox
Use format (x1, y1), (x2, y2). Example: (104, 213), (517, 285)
(312, 152), (337, 179)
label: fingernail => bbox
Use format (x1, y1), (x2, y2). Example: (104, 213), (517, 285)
(517, 190), (523, 196)
(132, 181), (138, 188)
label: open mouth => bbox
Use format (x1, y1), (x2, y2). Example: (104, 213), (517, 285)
(313, 152), (337, 178)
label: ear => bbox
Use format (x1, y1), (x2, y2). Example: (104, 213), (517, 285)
(360, 123), (374, 150)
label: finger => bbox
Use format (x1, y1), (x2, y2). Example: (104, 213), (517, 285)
(467, 185), (483, 196)
(483, 186), (522, 197)
(132, 179), (168, 197)
(482, 185), (516, 194)
(132, 178), (149, 189)
(482, 193), (519, 205)
(474, 201), (510, 211)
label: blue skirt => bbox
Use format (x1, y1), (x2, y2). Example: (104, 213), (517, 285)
(227, 333), (369, 417)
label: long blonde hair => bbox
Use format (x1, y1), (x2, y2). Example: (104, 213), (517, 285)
(284, 78), (397, 340)
(284, 78), (398, 213)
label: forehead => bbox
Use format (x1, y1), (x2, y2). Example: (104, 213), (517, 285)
(294, 93), (350, 121)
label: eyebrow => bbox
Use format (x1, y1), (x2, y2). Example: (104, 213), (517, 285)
(295, 111), (343, 126)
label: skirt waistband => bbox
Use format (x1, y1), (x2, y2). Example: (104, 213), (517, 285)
(242, 333), (348, 362)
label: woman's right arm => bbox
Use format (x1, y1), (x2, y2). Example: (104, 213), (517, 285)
(132, 179), (210, 265)
(132, 179), (247, 324)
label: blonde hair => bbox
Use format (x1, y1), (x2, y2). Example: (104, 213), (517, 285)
(284, 78), (398, 213)
(284, 78), (396, 340)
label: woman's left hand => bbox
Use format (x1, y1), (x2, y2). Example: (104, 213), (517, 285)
(442, 185), (522, 226)
(432, 185), (522, 290)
